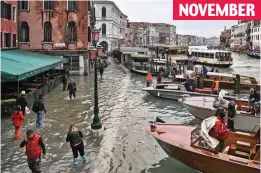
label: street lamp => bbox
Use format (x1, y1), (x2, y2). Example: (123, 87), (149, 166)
(88, 28), (102, 130)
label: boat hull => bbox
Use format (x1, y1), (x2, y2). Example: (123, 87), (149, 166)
(155, 137), (259, 173)
(179, 99), (260, 132)
(195, 61), (233, 68)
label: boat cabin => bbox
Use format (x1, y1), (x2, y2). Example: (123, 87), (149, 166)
(191, 50), (232, 62)
(191, 125), (260, 165)
(169, 46), (188, 58)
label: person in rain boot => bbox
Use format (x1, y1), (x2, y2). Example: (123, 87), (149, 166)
(67, 78), (77, 100)
(20, 129), (46, 173)
(34, 95), (46, 128)
(11, 105), (25, 139)
(66, 124), (88, 165)
(16, 91), (28, 116)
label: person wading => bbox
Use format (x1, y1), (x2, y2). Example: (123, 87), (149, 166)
(67, 78), (77, 100)
(146, 71), (153, 87)
(99, 63), (104, 77)
(66, 124), (88, 165)
(32, 95), (46, 128)
(16, 91), (28, 116)
(20, 129), (46, 173)
(62, 75), (68, 91)
(11, 105), (25, 139)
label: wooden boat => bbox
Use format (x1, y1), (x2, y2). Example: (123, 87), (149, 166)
(178, 96), (260, 132)
(147, 122), (260, 173)
(191, 49), (233, 68)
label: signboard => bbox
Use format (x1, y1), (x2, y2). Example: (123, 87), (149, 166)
(55, 43), (66, 47)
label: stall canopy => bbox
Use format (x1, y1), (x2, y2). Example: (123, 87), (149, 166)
(1, 49), (69, 82)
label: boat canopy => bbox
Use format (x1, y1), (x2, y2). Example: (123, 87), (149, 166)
(131, 54), (150, 62)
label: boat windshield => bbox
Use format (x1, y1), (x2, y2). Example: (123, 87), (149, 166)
(190, 126), (219, 153)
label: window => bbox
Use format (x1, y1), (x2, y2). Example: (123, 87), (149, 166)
(102, 23), (106, 35)
(44, 22), (52, 42)
(66, 21), (77, 41)
(102, 7), (106, 17)
(88, 26), (91, 42)
(13, 34), (16, 47)
(43, 0), (53, 11)
(12, 6), (16, 21)
(4, 33), (11, 47)
(18, 0), (29, 10)
(67, 0), (78, 12)
(20, 22), (30, 42)
(63, 56), (79, 71)
(1, 2), (11, 20)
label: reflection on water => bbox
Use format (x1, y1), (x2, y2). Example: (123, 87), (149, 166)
(1, 53), (260, 173)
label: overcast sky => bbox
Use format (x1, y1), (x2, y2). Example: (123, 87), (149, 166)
(114, 0), (238, 38)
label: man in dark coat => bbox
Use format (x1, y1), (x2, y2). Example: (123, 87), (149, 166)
(16, 91), (28, 116)
(67, 78), (77, 100)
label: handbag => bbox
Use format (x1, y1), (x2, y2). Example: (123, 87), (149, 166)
(25, 106), (31, 115)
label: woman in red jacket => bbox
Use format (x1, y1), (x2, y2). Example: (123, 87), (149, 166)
(11, 105), (25, 139)
(214, 111), (228, 151)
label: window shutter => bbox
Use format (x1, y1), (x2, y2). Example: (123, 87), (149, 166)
(7, 4), (11, 20)
(65, 25), (68, 43)
(27, 26), (30, 42)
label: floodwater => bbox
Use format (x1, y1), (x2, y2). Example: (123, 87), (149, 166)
(1, 53), (260, 173)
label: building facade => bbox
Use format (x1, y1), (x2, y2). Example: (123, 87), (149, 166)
(205, 36), (220, 46)
(94, 0), (127, 53)
(1, 0), (18, 49)
(18, 0), (89, 75)
(250, 20), (260, 51)
(120, 13), (128, 46)
(230, 21), (250, 50)
(176, 34), (198, 46)
(220, 27), (231, 48)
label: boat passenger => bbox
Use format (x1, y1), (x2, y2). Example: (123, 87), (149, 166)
(247, 88), (260, 114)
(156, 73), (163, 84)
(146, 71), (153, 87)
(162, 69), (169, 78)
(214, 111), (228, 152)
(202, 66), (208, 75)
(211, 78), (219, 94)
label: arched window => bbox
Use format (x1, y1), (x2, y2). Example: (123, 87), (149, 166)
(88, 26), (91, 42)
(102, 7), (106, 17)
(20, 22), (29, 42)
(67, 21), (77, 41)
(102, 23), (106, 35)
(44, 22), (52, 42)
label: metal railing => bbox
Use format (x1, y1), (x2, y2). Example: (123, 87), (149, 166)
(250, 124), (260, 135)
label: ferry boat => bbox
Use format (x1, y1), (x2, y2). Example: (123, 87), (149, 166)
(191, 49), (233, 68)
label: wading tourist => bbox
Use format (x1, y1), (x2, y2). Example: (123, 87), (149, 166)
(99, 63), (104, 77)
(11, 105), (25, 139)
(32, 95), (46, 128)
(66, 124), (88, 165)
(20, 129), (46, 173)
(67, 78), (77, 100)
(62, 75), (68, 91)
(16, 91), (28, 116)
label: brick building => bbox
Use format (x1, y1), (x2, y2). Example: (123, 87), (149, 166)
(220, 27), (231, 48)
(1, 0), (18, 48)
(18, 0), (89, 75)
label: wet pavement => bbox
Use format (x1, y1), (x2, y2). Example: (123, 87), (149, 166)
(1, 53), (260, 173)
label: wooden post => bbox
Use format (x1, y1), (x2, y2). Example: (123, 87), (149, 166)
(172, 70), (176, 82)
(17, 81), (20, 95)
(199, 73), (204, 89)
(236, 74), (240, 94)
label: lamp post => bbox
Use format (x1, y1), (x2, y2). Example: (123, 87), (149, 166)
(88, 22), (102, 130)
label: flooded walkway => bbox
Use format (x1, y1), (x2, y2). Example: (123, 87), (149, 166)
(1, 57), (197, 173)
(1, 53), (259, 173)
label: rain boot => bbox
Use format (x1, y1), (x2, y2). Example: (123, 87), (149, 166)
(74, 158), (78, 165)
(16, 129), (21, 139)
(14, 129), (18, 139)
(81, 155), (88, 163)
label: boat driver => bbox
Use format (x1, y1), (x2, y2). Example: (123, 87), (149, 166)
(248, 88), (260, 115)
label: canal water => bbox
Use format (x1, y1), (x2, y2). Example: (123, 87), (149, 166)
(1, 53), (260, 173)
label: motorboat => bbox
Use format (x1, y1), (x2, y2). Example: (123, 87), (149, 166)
(147, 118), (260, 173)
(178, 96), (260, 132)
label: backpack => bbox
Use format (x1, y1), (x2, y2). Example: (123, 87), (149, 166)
(32, 100), (39, 113)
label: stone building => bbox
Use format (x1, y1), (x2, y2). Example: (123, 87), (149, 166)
(220, 27), (231, 48)
(93, 0), (127, 53)
(176, 34), (198, 46)
(18, 0), (89, 75)
(1, 0), (18, 49)
(230, 21), (250, 50)
(205, 36), (220, 46)
(250, 20), (260, 51)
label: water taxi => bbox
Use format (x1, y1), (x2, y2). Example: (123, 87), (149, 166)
(191, 49), (233, 68)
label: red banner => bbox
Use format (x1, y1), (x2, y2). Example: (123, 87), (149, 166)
(173, 0), (261, 20)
